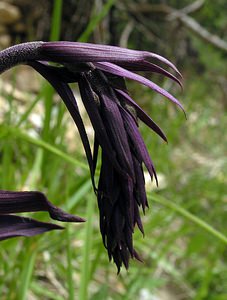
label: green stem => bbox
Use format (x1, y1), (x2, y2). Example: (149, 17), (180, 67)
(149, 193), (227, 244)
(42, 0), (62, 141)
(4, 126), (88, 170)
(50, 0), (63, 41)
(79, 196), (95, 300)
(79, 0), (115, 42)
(18, 244), (37, 300)
(66, 226), (74, 300)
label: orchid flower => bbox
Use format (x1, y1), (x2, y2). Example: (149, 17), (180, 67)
(0, 41), (183, 271)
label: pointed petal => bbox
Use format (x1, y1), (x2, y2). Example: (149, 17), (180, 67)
(115, 89), (167, 142)
(0, 190), (84, 222)
(40, 42), (181, 75)
(27, 61), (96, 189)
(78, 75), (126, 177)
(134, 201), (144, 235)
(116, 60), (182, 88)
(99, 89), (135, 180)
(94, 62), (184, 112)
(119, 107), (157, 184)
(132, 155), (148, 212)
(0, 214), (63, 241)
(92, 135), (99, 181)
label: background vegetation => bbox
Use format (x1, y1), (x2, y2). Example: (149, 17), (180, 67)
(0, 0), (226, 299)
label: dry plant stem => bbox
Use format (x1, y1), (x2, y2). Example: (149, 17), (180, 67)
(0, 42), (43, 74)
(123, 1), (227, 53)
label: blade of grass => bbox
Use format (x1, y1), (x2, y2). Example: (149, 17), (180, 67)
(1, 79), (14, 189)
(65, 179), (92, 211)
(1, 137), (13, 189)
(148, 193), (227, 244)
(66, 226), (74, 300)
(42, 0), (62, 141)
(79, 195), (95, 300)
(3, 126), (88, 170)
(31, 282), (64, 300)
(79, 0), (116, 42)
(18, 243), (37, 300)
(25, 149), (43, 188)
(16, 92), (42, 127)
(50, 0), (63, 41)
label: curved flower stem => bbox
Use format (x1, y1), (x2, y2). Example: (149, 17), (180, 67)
(0, 42), (43, 74)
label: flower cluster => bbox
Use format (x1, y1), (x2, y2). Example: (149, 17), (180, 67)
(0, 42), (183, 271)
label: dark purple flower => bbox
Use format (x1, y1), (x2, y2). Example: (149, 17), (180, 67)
(0, 42), (183, 271)
(0, 190), (84, 241)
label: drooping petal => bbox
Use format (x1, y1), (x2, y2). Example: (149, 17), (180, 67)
(119, 106), (157, 184)
(0, 214), (63, 241)
(40, 42), (181, 74)
(78, 74), (127, 178)
(27, 61), (96, 189)
(132, 155), (148, 212)
(94, 62), (184, 112)
(115, 89), (167, 142)
(97, 153), (138, 271)
(116, 60), (182, 87)
(98, 89), (135, 180)
(92, 135), (99, 180)
(133, 199), (144, 235)
(0, 190), (84, 222)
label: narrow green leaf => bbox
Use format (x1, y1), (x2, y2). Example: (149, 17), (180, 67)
(50, 0), (63, 41)
(18, 244), (37, 300)
(4, 126), (88, 170)
(79, 195), (95, 300)
(79, 0), (115, 42)
(149, 193), (227, 244)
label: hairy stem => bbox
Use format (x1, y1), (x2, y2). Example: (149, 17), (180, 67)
(0, 42), (43, 74)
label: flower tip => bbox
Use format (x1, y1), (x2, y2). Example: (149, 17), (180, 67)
(182, 108), (187, 120)
(176, 69), (183, 79)
(177, 79), (184, 91)
(54, 224), (64, 230)
(73, 216), (86, 222)
(133, 250), (143, 263)
(145, 51), (182, 77)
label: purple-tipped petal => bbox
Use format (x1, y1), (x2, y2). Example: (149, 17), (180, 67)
(132, 155), (148, 212)
(0, 190), (84, 222)
(99, 90), (135, 180)
(119, 107), (157, 184)
(134, 201), (144, 235)
(40, 42), (181, 75)
(27, 61), (96, 189)
(0, 214), (63, 241)
(78, 75), (127, 178)
(116, 60), (182, 88)
(94, 62), (184, 112)
(92, 136), (99, 181)
(115, 89), (167, 142)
